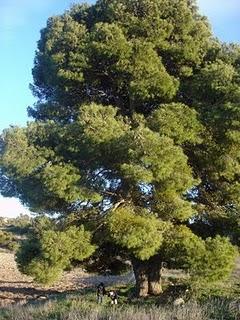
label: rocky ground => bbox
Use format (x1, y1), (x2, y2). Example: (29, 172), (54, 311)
(0, 250), (134, 307)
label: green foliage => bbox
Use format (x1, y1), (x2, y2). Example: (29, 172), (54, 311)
(153, 190), (195, 221)
(0, 103), (196, 218)
(1, 127), (47, 177)
(0, 230), (13, 245)
(120, 124), (196, 190)
(26, 259), (63, 284)
(12, 214), (31, 228)
(16, 234), (41, 274)
(162, 226), (237, 287)
(29, 0), (210, 117)
(194, 236), (238, 284)
(128, 41), (178, 103)
(42, 163), (82, 202)
(0, 230), (20, 251)
(148, 103), (203, 145)
(7, 240), (20, 252)
(0, 0), (239, 293)
(108, 206), (170, 260)
(189, 60), (240, 105)
(162, 226), (206, 270)
(77, 103), (129, 152)
(32, 215), (55, 235)
(16, 222), (96, 284)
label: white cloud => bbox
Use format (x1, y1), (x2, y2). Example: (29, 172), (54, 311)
(0, 195), (31, 218)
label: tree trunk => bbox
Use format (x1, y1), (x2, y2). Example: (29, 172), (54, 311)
(132, 259), (149, 297)
(147, 263), (163, 295)
(132, 257), (164, 297)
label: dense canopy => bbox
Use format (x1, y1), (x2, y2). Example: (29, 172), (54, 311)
(1, 0), (239, 296)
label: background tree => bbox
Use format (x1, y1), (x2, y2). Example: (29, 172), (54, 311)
(0, 0), (239, 296)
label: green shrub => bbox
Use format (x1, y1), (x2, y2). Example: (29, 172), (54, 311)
(16, 224), (96, 284)
(0, 230), (13, 245)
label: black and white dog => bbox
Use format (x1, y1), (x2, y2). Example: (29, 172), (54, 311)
(108, 290), (118, 304)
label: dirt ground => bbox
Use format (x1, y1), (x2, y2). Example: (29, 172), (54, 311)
(1, 249), (239, 307)
(0, 250), (134, 307)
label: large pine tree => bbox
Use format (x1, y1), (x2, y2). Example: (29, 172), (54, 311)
(1, 0), (239, 296)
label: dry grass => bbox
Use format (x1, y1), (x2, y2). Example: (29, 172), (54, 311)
(1, 294), (240, 320)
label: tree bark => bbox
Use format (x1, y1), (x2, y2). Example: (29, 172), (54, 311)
(132, 259), (149, 297)
(132, 257), (164, 297)
(147, 263), (163, 295)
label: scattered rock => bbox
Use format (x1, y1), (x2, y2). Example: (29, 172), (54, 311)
(173, 298), (185, 306)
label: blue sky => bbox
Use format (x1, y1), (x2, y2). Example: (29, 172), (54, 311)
(0, 0), (240, 217)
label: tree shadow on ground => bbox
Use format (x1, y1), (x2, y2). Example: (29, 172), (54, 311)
(0, 285), (60, 298)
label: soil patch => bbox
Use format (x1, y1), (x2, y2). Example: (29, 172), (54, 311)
(0, 250), (134, 306)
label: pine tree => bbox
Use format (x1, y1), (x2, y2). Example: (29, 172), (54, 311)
(1, 0), (239, 296)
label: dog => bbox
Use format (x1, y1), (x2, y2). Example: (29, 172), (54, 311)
(108, 290), (118, 304)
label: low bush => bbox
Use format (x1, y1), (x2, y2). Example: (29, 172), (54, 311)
(0, 230), (19, 251)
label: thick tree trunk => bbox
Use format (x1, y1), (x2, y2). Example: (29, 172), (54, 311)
(147, 263), (163, 295)
(132, 259), (149, 297)
(132, 257), (163, 297)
